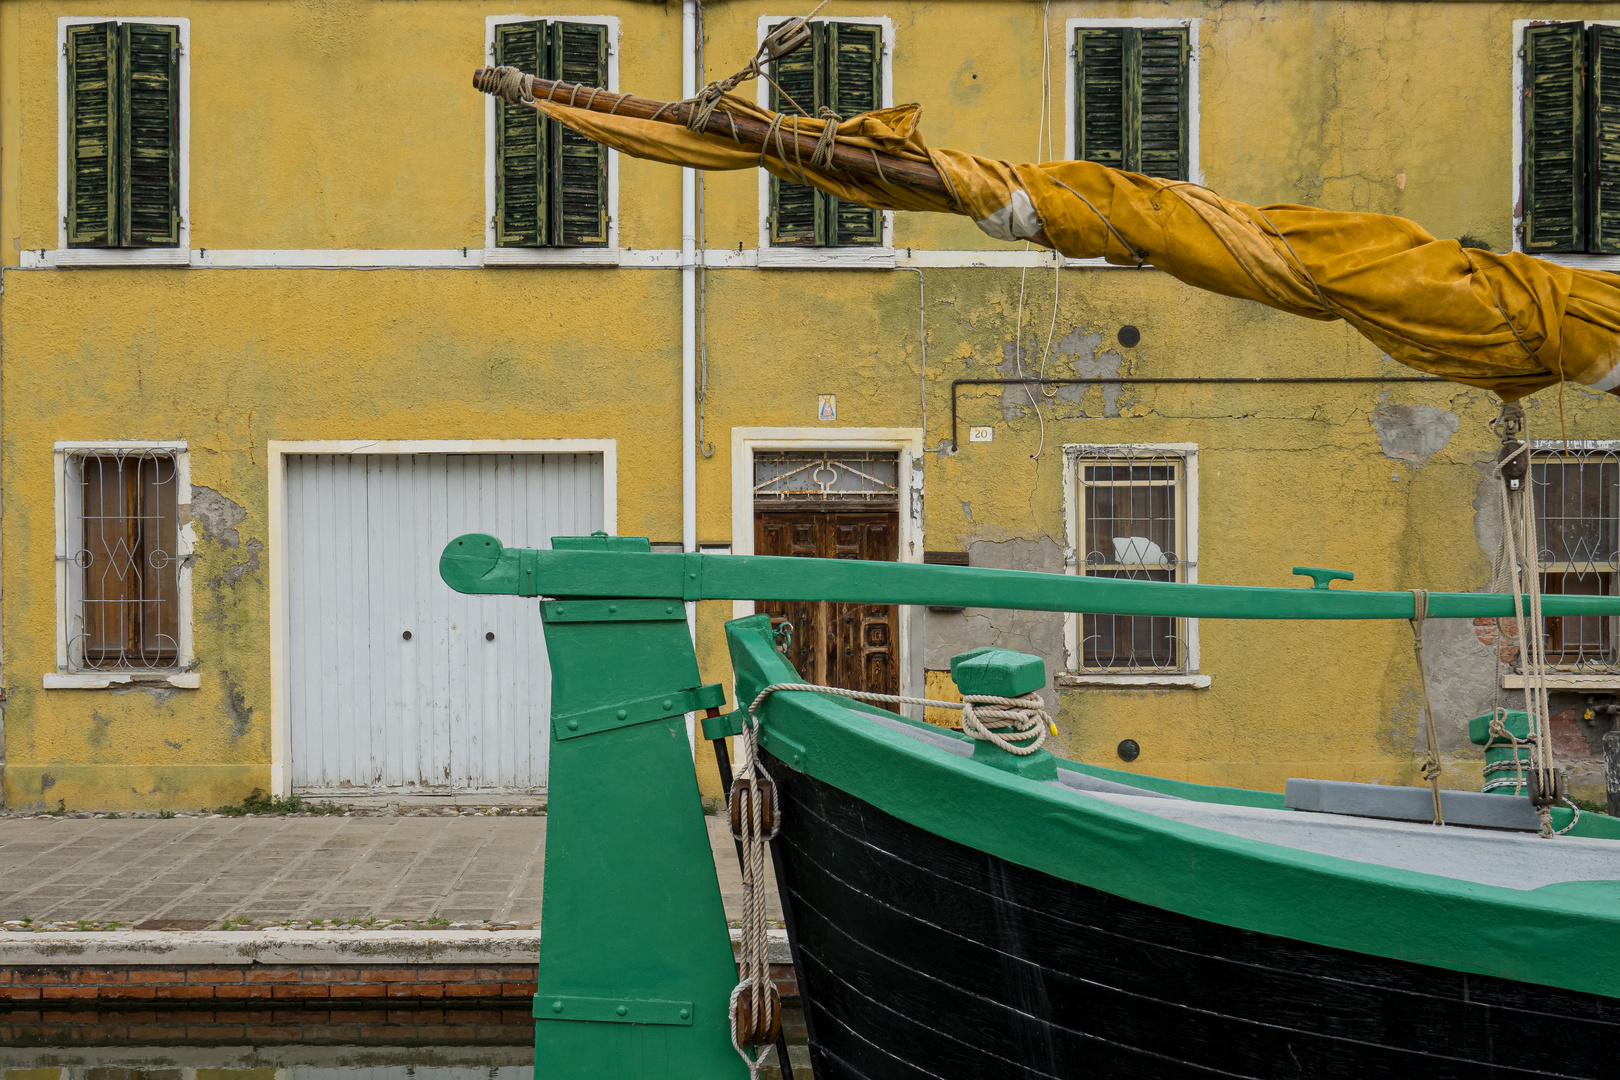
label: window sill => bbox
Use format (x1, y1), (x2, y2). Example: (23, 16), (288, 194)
(1055, 673), (1211, 689)
(1519, 252), (1620, 272)
(44, 671), (200, 689)
(49, 248), (189, 268)
(482, 247), (620, 267)
(1500, 673), (1620, 691)
(757, 246), (896, 269)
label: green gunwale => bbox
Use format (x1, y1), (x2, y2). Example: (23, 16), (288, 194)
(727, 614), (1620, 1001)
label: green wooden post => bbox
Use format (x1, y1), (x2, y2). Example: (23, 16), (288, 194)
(521, 533), (745, 1080)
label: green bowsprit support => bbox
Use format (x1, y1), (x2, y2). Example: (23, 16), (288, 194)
(521, 534), (746, 1080)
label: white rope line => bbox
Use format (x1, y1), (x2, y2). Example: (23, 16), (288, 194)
(748, 682), (1056, 756)
(1409, 589), (1445, 825)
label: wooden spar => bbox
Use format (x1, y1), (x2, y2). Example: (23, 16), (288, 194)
(471, 68), (950, 198)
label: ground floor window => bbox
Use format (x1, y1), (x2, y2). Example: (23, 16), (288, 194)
(1531, 444), (1620, 671)
(56, 444), (191, 673)
(1064, 444), (1197, 676)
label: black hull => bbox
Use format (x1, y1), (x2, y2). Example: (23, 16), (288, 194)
(765, 751), (1620, 1079)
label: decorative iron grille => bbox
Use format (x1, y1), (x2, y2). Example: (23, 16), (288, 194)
(753, 451), (900, 508)
(1074, 448), (1188, 673)
(1531, 445), (1620, 672)
(62, 450), (181, 671)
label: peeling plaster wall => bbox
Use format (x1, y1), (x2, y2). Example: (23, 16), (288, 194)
(2, 1), (1618, 807)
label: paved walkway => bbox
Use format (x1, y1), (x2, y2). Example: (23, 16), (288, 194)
(0, 813), (778, 929)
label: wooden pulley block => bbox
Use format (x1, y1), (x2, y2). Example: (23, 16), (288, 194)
(729, 775), (777, 837)
(732, 981), (782, 1046)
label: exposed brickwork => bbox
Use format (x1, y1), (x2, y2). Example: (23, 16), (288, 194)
(0, 964), (539, 1003)
(0, 1003), (537, 1047)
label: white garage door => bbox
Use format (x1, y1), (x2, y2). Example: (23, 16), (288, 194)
(286, 453), (603, 792)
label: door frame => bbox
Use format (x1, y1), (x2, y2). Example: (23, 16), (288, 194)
(267, 439), (618, 797)
(730, 427), (924, 700)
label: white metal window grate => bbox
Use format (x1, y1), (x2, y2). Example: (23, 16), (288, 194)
(1075, 448), (1188, 674)
(753, 451), (900, 508)
(61, 449), (181, 671)
(1531, 447), (1620, 672)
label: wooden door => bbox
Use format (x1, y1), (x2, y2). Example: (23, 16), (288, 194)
(755, 511), (899, 700)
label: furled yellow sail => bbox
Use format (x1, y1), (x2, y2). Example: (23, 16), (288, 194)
(532, 91), (1620, 401)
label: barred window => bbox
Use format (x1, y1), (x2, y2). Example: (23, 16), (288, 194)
(1070, 447), (1192, 674)
(60, 449), (184, 671)
(1532, 447), (1620, 670)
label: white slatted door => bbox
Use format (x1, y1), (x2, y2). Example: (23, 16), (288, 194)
(287, 453), (604, 791)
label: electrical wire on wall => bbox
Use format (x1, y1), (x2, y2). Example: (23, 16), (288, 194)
(1012, 0), (1063, 466)
(696, 0), (715, 458)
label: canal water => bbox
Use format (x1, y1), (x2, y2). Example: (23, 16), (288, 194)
(0, 1003), (809, 1078)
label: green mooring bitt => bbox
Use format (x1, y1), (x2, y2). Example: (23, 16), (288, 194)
(439, 533), (1620, 620)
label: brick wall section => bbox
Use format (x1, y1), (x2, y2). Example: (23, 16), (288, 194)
(0, 962), (797, 1005)
(0, 1004), (538, 1046)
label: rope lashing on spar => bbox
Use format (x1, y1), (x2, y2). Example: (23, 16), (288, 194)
(1409, 589), (1446, 825)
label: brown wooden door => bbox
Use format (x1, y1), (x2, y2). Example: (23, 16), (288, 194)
(755, 512), (899, 700)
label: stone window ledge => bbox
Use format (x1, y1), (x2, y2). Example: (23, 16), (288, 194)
(1055, 673), (1211, 690)
(1499, 673), (1620, 691)
(44, 671), (200, 690)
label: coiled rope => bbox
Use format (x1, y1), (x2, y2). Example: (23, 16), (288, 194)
(749, 682), (1057, 755)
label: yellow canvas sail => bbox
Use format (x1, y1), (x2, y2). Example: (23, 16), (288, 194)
(516, 83), (1620, 402)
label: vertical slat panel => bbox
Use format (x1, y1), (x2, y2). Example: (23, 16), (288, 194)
(399, 455), (422, 788)
(287, 458), (312, 786)
(1524, 22), (1587, 252)
(66, 22), (119, 247)
(1588, 24), (1620, 253)
(428, 455), (453, 786)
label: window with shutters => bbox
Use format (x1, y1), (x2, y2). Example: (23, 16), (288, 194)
(760, 17), (890, 250)
(1067, 20), (1197, 183)
(58, 18), (187, 259)
(1525, 444), (1620, 673)
(1518, 21), (1620, 255)
(485, 16), (616, 258)
(1059, 443), (1208, 688)
(52, 444), (196, 688)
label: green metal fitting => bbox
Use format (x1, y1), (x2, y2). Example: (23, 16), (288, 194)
(533, 995), (696, 1026)
(701, 709), (745, 740)
(950, 646), (1046, 697)
(1293, 566), (1355, 589)
(553, 683), (726, 741)
(1469, 709), (1532, 745)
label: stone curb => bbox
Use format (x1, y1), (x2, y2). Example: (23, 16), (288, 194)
(0, 928), (793, 965)
(0, 929), (542, 966)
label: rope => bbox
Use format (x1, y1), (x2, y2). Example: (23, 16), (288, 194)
(1409, 590), (1445, 825)
(748, 682), (1057, 755)
(1050, 178), (1148, 266)
(1482, 709), (1533, 794)
(727, 692), (782, 1078)
(810, 107), (842, 169)
(485, 66), (537, 105)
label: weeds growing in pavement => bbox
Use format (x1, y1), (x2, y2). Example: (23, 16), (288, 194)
(214, 788), (343, 816)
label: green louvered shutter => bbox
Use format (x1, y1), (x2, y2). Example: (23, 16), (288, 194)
(769, 21), (822, 246)
(1523, 22), (1586, 253)
(66, 22), (119, 248)
(119, 23), (180, 247)
(551, 22), (609, 246)
(1075, 28), (1127, 169)
(1588, 24), (1620, 253)
(825, 22), (882, 246)
(494, 21), (548, 246)
(1137, 27), (1189, 180)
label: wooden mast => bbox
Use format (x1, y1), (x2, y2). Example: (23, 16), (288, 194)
(472, 68), (951, 198)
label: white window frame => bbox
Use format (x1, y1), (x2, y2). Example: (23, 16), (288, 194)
(49, 441), (197, 689)
(1511, 19), (1620, 270)
(56, 16), (190, 267)
(1064, 18), (1202, 185)
(755, 15), (896, 267)
(1059, 442), (1208, 689)
(484, 14), (621, 266)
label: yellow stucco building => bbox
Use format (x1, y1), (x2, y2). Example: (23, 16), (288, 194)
(1, 0), (1618, 811)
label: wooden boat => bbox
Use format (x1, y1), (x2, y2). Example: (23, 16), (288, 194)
(440, 534), (1620, 1079)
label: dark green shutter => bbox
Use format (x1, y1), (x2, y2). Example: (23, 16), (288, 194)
(1075, 26), (1189, 179)
(119, 23), (180, 247)
(1523, 22), (1586, 252)
(1075, 28), (1126, 169)
(66, 22), (118, 248)
(1588, 24), (1620, 253)
(551, 22), (609, 247)
(825, 22), (882, 246)
(768, 21), (822, 247)
(1137, 28), (1189, 180)
(494, 21), (548, 247)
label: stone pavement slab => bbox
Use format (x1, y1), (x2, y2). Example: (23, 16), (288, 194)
(0, 811), (779, 929)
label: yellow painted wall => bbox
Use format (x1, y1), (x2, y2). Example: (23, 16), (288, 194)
(1, 0), (1616, 809)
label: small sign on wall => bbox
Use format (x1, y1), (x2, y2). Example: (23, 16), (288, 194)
(969, 426), (994, 443)
(818, 395), (837, 421)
